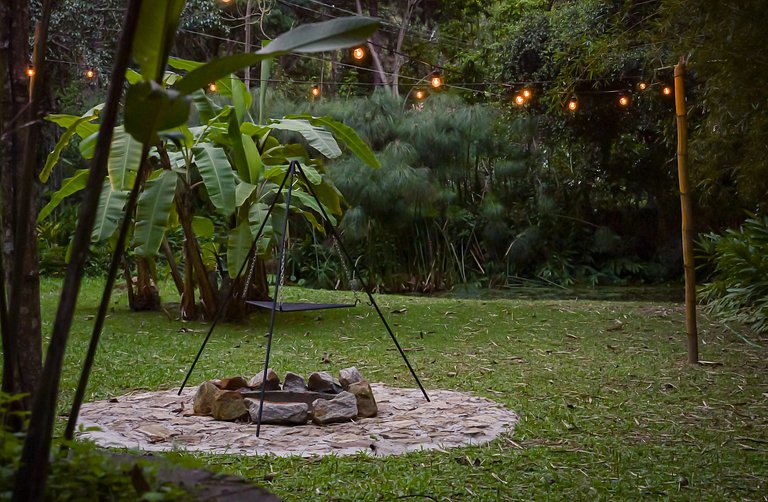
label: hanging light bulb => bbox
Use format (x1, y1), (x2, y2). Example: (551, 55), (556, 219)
(430, 74), (442, 88)
(515, 94), (525, 106)
(522, 88), (532, 99)
(311, 86), (320, 97)
(415, 89), (425, 100)
(619, 95), (630, 107)
(208, 83), (217, 92)
(26, 66), (35, 77)
(662, 86), (672, 96)
(352, 47), (365, 60)
(638, 81), (647, 91)
(567, 97), (578, 112)
(85, 69), (95, 79)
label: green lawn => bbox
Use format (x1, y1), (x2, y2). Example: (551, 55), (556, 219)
(43, 278), (768, 500)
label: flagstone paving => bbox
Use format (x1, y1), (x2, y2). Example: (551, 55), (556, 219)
(77, 384), (518, 457)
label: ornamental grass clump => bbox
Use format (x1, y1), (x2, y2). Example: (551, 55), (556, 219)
(698, 214), (768, 334)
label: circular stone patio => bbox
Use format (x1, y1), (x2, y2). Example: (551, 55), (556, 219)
(77, 384), (518, 457)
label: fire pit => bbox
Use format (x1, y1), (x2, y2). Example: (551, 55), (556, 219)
(76, 382), (519, 457)
(193, 367), (377, 426)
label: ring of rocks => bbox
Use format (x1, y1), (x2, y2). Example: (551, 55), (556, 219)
(77, 384), (519, 457)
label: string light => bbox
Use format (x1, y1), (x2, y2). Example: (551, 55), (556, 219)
(514, 94), (525, 106)
(522, 88), (532, 99)
(415, 89), (425, 100)
(567, 97), (578, 112)
(311, 86), (320, 97)
(638, 81), (647, 90)
(352, 47), (365, 60)
(662, 86), (672, 96)
(430, 74), (442, 88)
(85, 69), (95, 79)
(26, 66), (35, 77)
(208, 83), (217, 92)
(619, 95), (630, 107)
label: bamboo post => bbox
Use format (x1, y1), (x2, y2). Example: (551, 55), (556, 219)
(674, 56), (699, 364)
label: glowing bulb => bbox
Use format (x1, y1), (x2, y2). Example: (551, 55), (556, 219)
(26, 66), (35, 77)
(567, 99), (578, 112)
(415, 90), (425, 100)
(85, 69), (95, 79)
(663, 86), (672, 96)
(638, 81), (647, 90)
(515, 94), (525, 106)
(522, 88), (532, 99)
(311, 86), (320, 97)
(352, 47), (365, 60)
(619, 95), (630, 107)
(208, 83), (217, 92)
(430, 75), (442, 88)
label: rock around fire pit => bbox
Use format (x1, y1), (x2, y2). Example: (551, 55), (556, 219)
(193, 367), (378, 425)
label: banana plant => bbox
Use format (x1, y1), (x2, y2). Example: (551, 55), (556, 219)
(40, 17), (381, 320)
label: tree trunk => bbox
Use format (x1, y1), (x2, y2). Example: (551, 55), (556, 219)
(176, 185), (218, 319)
(0, 0), (44, 420)
(128, 257), (161, 311)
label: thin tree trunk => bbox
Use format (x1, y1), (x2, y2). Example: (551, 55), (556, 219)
(356, 0), (390, 91)
(14, 2), (143, 499)
(133, 257), (160, 311)
(162, 237), (185, 295)
(176, 185), (218, 318)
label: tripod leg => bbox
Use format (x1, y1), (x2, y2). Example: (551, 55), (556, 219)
(178, 164), (293, 395)
(295, 163), (430, 402)
(256, 161), (297, 436)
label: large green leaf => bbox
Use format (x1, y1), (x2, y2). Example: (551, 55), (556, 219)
(236, 182), (258, 207)
(37, 169), (89, 222)
(287, 114), (380, 168)
(227, 219), (254, 278)
(79, 131), (98, 159)
(108, 126), (143, 191)
(228, 114), (250, 181)
(167, 57), (204, 71)
(242, 134), (263, 183)
(191, 88), (216, 124)
(45, 112), (100, 139)
(124, 81), (191, 144)
(192, 144), (236, 217)
(267, 119), (341, 159)
(174, 17), (379, 95)
(291, 190), (336, 226)
(92, 182), (129, 243)
(230, 74), (252, 124)
(248, 202), (273, 252)
(40, 114), (99, 182)
(311, 177), (344, 216)
(133, 0), (186, 81)
(191, 216), (215, 238)
(259, 54), (273, 125)
(257, 17), (379, 55)
(133, 170), (178, 257)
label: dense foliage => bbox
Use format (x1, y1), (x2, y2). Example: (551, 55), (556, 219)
(36, 0), (768, 306)
(698, 215), (768, 335)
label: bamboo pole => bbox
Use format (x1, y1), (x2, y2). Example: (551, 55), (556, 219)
(674, 56), (699, 364)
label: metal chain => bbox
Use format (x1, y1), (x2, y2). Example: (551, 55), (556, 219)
(277, 223), (289, 307)
(332, 234), (361, 303)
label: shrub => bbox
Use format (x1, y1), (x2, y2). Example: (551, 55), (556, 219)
(698, 214), (768, 334)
